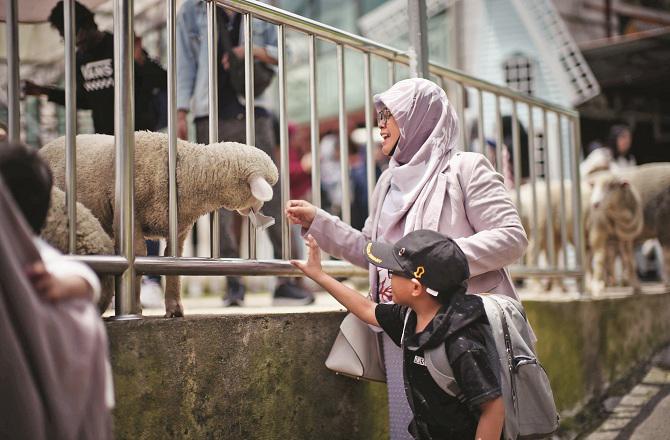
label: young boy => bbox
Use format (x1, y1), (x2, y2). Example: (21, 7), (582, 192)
(292, 230), (504, 440)
(0, 143), (101, 306)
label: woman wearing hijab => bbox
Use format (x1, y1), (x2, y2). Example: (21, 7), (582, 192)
(286, 78), (527, 439)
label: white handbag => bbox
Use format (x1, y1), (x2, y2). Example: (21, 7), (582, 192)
(325, 313), (386, 382)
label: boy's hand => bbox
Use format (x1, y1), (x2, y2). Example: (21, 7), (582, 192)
(25, 262), (92, 302)
(26, 262), (67, 302)
(290, 234), (323, 279)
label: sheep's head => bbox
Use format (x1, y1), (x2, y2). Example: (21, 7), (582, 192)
(590, 176), (637, 213)
(212, 142), (279, 214)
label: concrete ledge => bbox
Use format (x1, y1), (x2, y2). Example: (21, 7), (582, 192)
(107, 291), (670, 439)
(107, 312), (388, 440)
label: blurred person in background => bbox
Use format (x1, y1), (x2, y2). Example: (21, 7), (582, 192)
(23, 1), (166, 135)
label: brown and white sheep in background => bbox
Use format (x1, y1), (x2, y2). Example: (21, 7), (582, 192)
(611, 163), (670, 286)
(512, 179), (592, 291)
(41, 187), (115, 313)
(515, 163), (670, 294)
(40, 131), (278, 317)
(586, 175), (643, 294)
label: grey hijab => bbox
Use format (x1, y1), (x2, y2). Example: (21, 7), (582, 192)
(374, 78), (460, 242)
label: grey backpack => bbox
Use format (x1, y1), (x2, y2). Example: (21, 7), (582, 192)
(406, 294), (559, 439)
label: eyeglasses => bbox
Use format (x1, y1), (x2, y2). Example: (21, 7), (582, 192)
(377, 108), (393, 127)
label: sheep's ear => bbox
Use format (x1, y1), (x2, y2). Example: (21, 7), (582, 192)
(249, 175), (273, 202)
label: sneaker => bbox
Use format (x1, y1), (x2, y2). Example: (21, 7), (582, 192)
(273, 282), (315, 306)
(140, 278), (164, 309)
(223, 278), (246, 307)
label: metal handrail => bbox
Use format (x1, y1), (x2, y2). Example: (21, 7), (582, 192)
(11, 0), (586, 320)
(216, 0), (579, 117)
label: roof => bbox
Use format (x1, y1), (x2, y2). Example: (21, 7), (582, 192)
(580, 26), (670, 94)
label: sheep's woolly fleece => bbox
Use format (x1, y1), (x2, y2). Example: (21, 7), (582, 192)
(41, 186), (115, 313)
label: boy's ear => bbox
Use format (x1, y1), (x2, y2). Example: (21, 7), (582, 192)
(410, 278), (423, 297)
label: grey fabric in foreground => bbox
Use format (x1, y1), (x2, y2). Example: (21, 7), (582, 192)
(0, 176), (112, 440)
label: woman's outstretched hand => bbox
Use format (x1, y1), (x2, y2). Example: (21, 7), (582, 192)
(290, 234), (323, 279)
(285, 200), (316, 229)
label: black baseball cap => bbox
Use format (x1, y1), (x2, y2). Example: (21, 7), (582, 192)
(364, 229), (470, 297)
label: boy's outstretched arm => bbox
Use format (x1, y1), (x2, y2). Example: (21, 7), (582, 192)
(291, 235), (379, 326)
(476, 396), (505, 440)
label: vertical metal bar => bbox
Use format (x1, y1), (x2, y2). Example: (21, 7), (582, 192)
(364, 52), (375, 211)
(243, 13), (256, 259)
(570, 115), (587, 294)
(113, 0), (138, 318)
(556, 113), (568, 269)
(542, 108), (555, 268)
(337, 44), (351, 225)
(64, 0), (77, 254)
(407, 0), (429, 78)
(278, 24), (291, 259)
(456, 83), (467, 151)
(477, 89), (485, 155)
(309, 35), (321, 209)
(511, 101), (522, 223)
(494, 94), (503, 172)
(167, 0), (178, 257)
(207, 0), (220, 258)
(527, 104), (539, 267)
(5, 0), (20, 142)
(388, 60), (396, 86)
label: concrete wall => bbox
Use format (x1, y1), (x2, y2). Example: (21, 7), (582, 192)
(107, 292), (670, 439)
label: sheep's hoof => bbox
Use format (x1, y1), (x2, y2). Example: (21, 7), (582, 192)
(164, 302), (184, 318)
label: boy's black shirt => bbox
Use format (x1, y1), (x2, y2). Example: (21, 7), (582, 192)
(375, 293), (501, 440)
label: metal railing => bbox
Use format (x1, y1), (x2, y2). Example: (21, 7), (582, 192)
(4, 0), (587, 319)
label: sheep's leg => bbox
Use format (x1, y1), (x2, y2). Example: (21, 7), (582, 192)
(604, 239), (617, 287)
(164, 232), (187, 318)
(590, 245), (607, 296)
(620, 240), (640, 293)
(134, 225), (147, 314)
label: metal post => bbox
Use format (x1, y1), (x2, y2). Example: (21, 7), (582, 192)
(309, 35), (321, 209)
(494, 94), (503, 172)
(167, 0), (178, 257)
(527, 104), (539, 267)
(556, 113), (568, 269)
(407, 0), (429, 78)
(388, 60), (396, 86)
(570, 115), (587, 294)
(207, 0), (220, 258)
(278, 24), (291, 259)
(337, 44), (351, 225)
(364, 53), (375, 211)
(477, 89), (485, 155)
(243, 13), (256, 259)
(542, 108), (555, 268)
(113, 0), (139, 318)
(5, 0), (20, 143)
(511, 101), (522, 222)
(456, 83), (467, 151)
(64, 0), (77, 254)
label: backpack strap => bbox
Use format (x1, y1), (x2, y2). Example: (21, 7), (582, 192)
(425, 344), (462, 398)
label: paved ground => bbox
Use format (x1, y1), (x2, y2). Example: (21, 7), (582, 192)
(586, 347), (670, 440)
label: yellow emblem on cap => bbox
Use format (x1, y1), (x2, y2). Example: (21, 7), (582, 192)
(366, 243), (382, 264)
(413, 266), (425, 279)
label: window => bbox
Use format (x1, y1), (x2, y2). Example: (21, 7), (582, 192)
(503, 53), (535, 96)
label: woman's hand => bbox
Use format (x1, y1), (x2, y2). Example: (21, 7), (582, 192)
(286, 200), (316, 229)
(290, 234), (323, 279)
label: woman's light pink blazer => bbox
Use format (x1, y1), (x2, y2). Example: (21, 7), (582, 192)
(305, 151), (528, 299)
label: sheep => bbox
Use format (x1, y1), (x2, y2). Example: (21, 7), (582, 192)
(40, 131), (278, 317)
(512, 179), (592, 291)
(611, 163), (670, 286)
(41, 186), (115, 313)
(586, 175), (643, 294)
